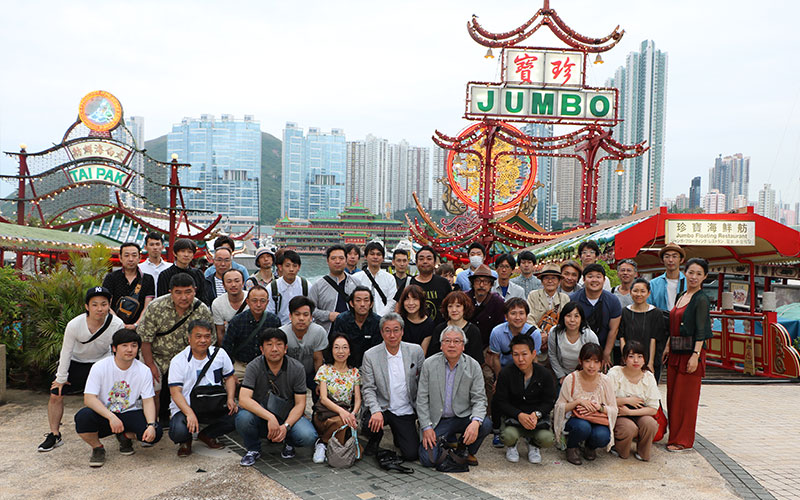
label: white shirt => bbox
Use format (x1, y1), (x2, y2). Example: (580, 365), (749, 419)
(214, 276), (225, 297)
(666, 278), (680, 310)
(55, 314), (125, 384)
(356, 269), (397, 317)
(167, 346), (234, 417)
(386, 347), (413, 416)
(267, 276), (306, 325)
(139, 258), (169, 286)
(212, 293), (247, 326)
(559, 332), (584, 377)
(84, 357), (155, 413)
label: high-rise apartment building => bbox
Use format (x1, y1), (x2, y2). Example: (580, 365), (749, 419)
(553, 145), (583, 221)
(521, 123), (555, 229)
(757, 183), (777, 220)
(602, 40), (668, 214)
(702, 189), (726, 214)
(430, 146), (447, 212)
(674, 194), (689, 211)
(168, 114), (261, 231)
(406, 146), (430, 211)
(281, 122), (346, 220)
(709, 153), (750, 210)
(732, 195), (749, 210)
(689, 176), (701, 209)
(125, 116), (145, 209)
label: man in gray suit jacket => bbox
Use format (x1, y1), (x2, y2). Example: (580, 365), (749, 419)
(360, 312), (425, 460)
(417, 325), (492, 467)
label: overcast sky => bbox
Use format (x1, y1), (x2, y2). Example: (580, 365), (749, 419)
(2, 0), (799, 205)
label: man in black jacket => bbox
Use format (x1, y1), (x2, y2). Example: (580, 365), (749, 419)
(493, 335), (556, 464)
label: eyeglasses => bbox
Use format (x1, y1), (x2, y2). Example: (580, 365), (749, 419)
(441, 339), (464, 345)
(214, 258), (232, 263)
(382, 328), (403, 334)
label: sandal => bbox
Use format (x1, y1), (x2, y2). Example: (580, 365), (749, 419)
(666, 444), (692, 452)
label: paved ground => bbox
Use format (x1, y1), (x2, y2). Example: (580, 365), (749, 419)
(1, 382), (797, 500)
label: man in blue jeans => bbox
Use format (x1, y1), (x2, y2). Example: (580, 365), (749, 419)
(236, 328), (317, 466)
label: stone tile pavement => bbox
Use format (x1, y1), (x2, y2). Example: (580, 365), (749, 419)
(695, 384), (800, 500)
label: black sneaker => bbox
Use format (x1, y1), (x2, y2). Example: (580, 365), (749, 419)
(364, 439), (380, 456)
(281, 443), (296, 459)
(89, 446), (106, 467)
(116, 434), (135, 455)
(37, 432), (63, 452)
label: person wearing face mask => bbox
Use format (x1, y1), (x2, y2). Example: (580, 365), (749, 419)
(454, 242), (497, 292)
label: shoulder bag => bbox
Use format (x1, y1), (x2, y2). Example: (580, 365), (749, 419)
(326, 424), (361, 468)
(189, 346), (228, 420)
(80, 314), (114, 344)
(117, 281), (142, 323)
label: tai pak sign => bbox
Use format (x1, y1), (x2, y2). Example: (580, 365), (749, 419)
(464, 48), (619, 125)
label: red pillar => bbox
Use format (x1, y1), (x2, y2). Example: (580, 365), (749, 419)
(15, 147), (27, 269)
(168, 158), (178, 263)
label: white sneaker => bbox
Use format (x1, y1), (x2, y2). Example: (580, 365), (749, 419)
(313, 441), (326, 464)
(527, 445), (542, 464)
(505, 443), (519, 463)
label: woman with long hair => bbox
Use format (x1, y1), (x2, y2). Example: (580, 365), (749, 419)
(311, 332), (362, 464)
(553, 343), (618, 465)
(547, 301), (599, 384)
(607, 341), (660, 461)
(662, 258), (713, 452)
(618, 278), (666, 375)
(425, 291), (484, 363)
(395, 284), (434, 353)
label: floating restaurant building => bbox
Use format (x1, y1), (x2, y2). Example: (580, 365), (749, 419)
(273, 203), (407, 254)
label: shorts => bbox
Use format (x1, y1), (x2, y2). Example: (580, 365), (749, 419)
(74, 407), (163, 443)
(52, 361), (93, 395)
(234, 360), (248, 381)
(152, 362), (162, 393)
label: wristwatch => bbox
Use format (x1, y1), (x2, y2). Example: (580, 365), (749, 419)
(146, 422), (157, 428)
(693, 351), (701, 355)
(534, 411), (542, 419)
(283, 422), (291, 431)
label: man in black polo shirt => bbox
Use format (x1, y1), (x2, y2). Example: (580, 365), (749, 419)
(156, 238), (211, 306)
(103, 242), (155, 328)
(235, 328), (318, 466)
(331, 286), (381, 367)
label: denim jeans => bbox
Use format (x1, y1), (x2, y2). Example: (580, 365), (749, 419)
(235, 409), (317, 452)
(564, 416), (610, 449)
(418, 416), (493, 467)
(168, 411), (236, 444)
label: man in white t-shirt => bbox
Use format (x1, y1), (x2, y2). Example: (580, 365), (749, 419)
(168, 320), (237, 457)
(74, 329), (162, 467)
(355, 242), (397, 316)
(38, 287), (124, 453)
(139, 231), (169, 285)
(280, 296), (328, 392)
(212, 269), (248, 345)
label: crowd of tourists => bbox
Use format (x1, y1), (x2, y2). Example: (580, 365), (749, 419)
(39, 232), (713, 471)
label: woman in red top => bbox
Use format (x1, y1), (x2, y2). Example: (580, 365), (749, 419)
(662, 258), (713, 452)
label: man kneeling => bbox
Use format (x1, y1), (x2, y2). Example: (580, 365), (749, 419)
(236, 328), (318, 466)
(494, 335), (557, 464)
(168, 320), (237, 456)
(74, 329), (163, 467)
(417, 325), (492, 467)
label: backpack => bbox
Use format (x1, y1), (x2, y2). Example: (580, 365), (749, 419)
(270, 277), (308, 313)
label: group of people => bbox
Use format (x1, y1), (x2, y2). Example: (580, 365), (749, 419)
(40, 233), (713, 471)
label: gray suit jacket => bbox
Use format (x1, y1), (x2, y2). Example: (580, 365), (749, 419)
(416, 352), (487, 430)
(361, 341), (425, 415)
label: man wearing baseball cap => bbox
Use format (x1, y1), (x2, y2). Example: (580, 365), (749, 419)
(38, 287), (125, 452)
(74, 328), (162, 467)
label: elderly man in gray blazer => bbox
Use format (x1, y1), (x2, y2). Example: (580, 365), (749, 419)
(417, 325), (492, 467)
(360, 312), (425, 460)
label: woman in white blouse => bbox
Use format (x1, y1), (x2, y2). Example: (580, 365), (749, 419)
(607, 341), (660, 461)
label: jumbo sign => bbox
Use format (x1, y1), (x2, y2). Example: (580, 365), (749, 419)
(464, 48), (618, 124)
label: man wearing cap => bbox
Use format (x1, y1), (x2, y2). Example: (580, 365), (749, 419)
(526, 263), (571, 334)
(455, 242), (497, 292)
(466, 265), (506, 348)
(38, 287), (125, 452)
(74, 329), (162, 467)
(248, 246), (276, 289)
(569, 263), (622, 369)
(648, 243), (686, 312)
(138, 273), (213, 419)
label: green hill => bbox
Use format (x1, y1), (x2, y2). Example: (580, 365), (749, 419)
(143, 132), (282, 225)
